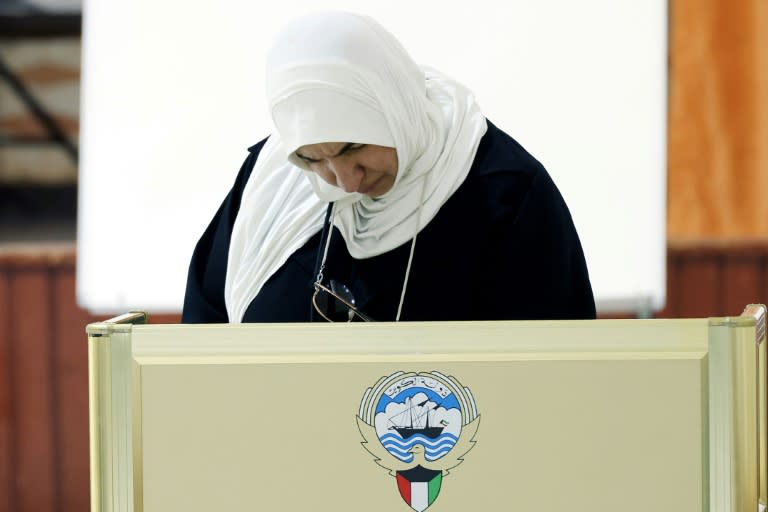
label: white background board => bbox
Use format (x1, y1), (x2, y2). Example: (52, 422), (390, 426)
(77, 1), (667, 315)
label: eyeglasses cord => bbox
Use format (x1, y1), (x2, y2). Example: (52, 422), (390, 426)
(395, 177), (427, 321)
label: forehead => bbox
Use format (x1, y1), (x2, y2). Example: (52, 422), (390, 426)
(295, 142), (349, 157)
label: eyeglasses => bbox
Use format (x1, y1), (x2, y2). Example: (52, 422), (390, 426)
(312, 203), (375, 322)
(312, 279), (375, 322)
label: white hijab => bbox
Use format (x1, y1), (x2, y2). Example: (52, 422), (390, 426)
(225, 11), (487, 322)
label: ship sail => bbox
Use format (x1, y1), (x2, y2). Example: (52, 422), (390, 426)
(388, 396), (444, 439)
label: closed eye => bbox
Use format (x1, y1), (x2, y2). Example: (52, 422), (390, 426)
(296, 153), (320, 164)
(338, 143), (366, 156)
(295, 143), (367, 164)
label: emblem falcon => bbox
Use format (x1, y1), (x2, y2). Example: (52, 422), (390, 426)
(357, 371), (480, 512)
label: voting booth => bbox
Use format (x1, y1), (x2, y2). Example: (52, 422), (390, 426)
(88, 307), (767, 512)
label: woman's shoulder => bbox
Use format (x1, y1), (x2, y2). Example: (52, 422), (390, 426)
(469, 120), (546, 180)
(458, 121), (549, 215)
(458, 120), (572, 224)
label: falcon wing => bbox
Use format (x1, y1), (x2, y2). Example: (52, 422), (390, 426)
(356, 416), (413, 475)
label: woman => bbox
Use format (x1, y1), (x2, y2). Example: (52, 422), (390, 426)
(182, 11), (595, 323)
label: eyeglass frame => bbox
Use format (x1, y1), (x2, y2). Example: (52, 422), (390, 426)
(311, 281), (375, 322)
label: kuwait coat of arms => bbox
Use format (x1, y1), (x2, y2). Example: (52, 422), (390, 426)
(356, 371), (480, 512)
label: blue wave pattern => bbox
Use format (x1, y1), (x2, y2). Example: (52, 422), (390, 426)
(379, 432), (459, 462)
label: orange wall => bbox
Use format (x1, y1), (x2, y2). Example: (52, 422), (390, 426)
(668, 0), (768, 239)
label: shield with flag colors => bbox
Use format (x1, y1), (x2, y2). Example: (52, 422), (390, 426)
(396, 466), (442, 512)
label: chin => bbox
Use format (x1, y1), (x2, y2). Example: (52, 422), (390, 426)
(366, 179), (394, 197)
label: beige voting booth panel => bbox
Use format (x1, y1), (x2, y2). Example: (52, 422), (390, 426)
(88, 309), (767, 512)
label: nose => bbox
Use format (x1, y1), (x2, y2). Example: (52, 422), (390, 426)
(328, 159), (364, 193)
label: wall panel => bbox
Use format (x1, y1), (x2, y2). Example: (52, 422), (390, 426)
(675, 256), (720, 317)
(52, 268), (91, 512)
(10, 268), (57, 512)
(0, 244), (181, 512)
(722, 252), (764, 316)
(0, 272), (14, 512)
(657, 241), (768, 318)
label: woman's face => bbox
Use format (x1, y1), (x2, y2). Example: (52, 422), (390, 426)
(294, 142), (398, 197)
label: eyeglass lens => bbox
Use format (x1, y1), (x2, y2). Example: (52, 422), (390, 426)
(317, 280), (357, 322)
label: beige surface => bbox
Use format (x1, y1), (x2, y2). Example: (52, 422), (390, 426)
(138, 359), (705, 512)
(123, 320), (708, 512)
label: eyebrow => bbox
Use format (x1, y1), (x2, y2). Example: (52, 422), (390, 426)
(296, 142), (360, 162)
